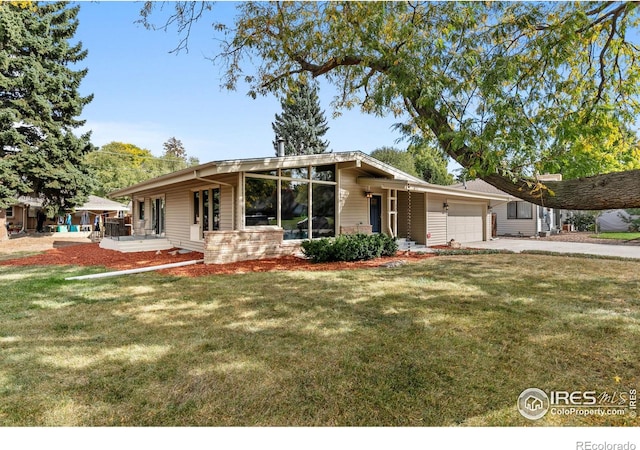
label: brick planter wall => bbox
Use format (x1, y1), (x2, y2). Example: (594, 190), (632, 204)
(339, 224), (373, 235)
(204, 227), (300, 264)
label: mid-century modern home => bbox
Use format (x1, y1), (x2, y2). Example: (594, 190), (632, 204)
(108, 151), (512, 263)
(453, 177), (564, 237)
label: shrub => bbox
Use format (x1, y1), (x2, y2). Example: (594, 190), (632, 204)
(301, 233), (398, 263)
(566, 211), (597, 232)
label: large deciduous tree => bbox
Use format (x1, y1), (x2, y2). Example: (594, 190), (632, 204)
(141, 1), (640, 209)
(0, 1), (95, 239)
(272, 81), (329, 156)
(370, 146), (420, 178)
(86, 141), (198, 198)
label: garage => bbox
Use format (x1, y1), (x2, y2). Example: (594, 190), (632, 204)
(447, 203), (484, 243)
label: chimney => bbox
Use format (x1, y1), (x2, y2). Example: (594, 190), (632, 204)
(277, 136), (285, 157)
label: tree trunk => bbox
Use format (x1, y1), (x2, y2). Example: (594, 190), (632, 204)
(482, 170), (640, 210)
(0, 210), (8, 242)
(411, 99), (640, 210)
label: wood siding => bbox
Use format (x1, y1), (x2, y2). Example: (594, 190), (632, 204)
(131, 176), (239, 253)
(494, 202), (536, 236)
(427, 194), (448, 246)
(410, 192), (427, 244)
(338, 168), (369, 230)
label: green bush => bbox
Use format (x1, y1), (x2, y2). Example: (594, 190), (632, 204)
(301, 233), (398, 263)
(566, 212), (597, 232)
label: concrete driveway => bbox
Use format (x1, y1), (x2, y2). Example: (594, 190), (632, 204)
(467, 238), (640, 260)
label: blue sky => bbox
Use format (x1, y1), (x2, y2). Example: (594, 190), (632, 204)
(74, 1), (410, 163)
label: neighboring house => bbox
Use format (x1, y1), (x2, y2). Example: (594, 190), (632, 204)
(453, 177), (564, 237)
(597, 209), (638, 232)
(108, 151), (510, 263)
(5, 195), (130, 234)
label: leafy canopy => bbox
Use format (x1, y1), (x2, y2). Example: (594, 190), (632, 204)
(141, 1), (640, 208)
(86, 141), (198, 198)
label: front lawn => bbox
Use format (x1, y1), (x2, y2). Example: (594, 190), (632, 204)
(0, 254), (638, 426)
(590, 232), (640, 241)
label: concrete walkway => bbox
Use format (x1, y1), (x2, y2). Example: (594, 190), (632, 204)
(466, 238), (640, 260)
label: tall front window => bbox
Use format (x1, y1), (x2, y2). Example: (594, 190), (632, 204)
(194, 188), (220, 238)
(245, 165), (336, 240)
(138, 201), (145, 221)
(281, 181), (309, 239)
(312, 184), (335, 238)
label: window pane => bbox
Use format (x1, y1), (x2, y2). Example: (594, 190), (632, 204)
(517, 202), (532, 219)
(507, 202), (517, 219)
(250, 169), (278, 176)
(245, 178), (277, 226)
(203, 189), (210, 231)
(312, 184), (335, 238)
(312, 164), (335, 181)
(212, 188), (220, 230)
(281, 167), (308, 179)
(281, 180), (309, 240)
(193, 192), (199, 225)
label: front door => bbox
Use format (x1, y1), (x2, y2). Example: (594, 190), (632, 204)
(370, 195), (382, 233)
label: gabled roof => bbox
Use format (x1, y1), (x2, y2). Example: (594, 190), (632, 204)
(451, 179), (508, 195)
(108, 151), (511, 202)
(109, 151), (424, 197)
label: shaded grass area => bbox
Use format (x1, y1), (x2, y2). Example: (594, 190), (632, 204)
(1, 255), (639, 426)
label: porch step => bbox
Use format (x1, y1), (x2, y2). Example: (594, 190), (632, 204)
(396, 238), (432, 253)
(99, 237), (174, 253)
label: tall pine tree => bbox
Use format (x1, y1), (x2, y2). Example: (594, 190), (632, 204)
(0, 2), (95, 239)
(272, 81), (329, 156)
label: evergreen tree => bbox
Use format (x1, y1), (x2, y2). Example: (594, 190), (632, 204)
(0, 2), (95, 238)
(272, 81), (329, 156)
(162, 136), (187, 172)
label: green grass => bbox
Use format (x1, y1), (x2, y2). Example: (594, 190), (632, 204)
(590, 232), (640, 240)
(1, 255), (639, 426)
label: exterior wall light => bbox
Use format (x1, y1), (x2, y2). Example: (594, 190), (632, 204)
(365, 191), (373, 199)
(443, 202), (449, 211)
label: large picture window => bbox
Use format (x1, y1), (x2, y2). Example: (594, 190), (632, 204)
(245, 165), (336, 240)
(507, 201), (533, 219)
(245, 178), (277, 226)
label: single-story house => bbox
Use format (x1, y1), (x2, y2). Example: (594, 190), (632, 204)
(108, 151), (511, 263)
(453, 177), (565, 237)
(5, 195), (130, 235)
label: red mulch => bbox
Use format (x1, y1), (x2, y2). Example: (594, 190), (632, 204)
(0, 242), (437, 278)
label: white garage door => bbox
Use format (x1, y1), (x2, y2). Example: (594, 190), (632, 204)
(447, 203), (484, 243)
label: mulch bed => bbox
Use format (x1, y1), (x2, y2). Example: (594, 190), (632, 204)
(0, 242), (437, 278)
